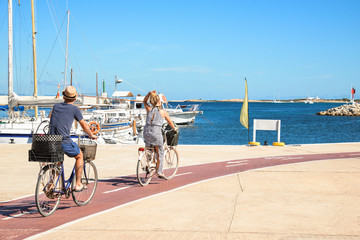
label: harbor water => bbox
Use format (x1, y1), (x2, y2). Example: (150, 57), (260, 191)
(2, 102), (360, 145)
(176, 102), (360, 145)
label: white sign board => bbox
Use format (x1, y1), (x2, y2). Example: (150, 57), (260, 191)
(253, 119), (281, 142)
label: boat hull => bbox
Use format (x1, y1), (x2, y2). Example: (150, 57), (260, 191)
(169, 111), (200, 125)
(0, 133), (32, 144)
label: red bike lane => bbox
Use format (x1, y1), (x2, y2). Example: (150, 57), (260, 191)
(1, 151), (359, 240)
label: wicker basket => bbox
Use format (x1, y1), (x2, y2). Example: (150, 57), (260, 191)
(79, 142), (97, 161)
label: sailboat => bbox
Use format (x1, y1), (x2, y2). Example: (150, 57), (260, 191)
(304, 90), (314, 104)
(0, 1), (71, 144)
(0, 0), (38, 143)
(272, 92), (282, 103)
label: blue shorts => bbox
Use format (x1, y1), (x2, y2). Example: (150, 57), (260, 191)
(62, 141), (81, 158)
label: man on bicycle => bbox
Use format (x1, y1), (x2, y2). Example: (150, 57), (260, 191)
(49, 86), (97, 192)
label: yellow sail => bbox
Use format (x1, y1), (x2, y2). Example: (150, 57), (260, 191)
(240, 78), (249, 129)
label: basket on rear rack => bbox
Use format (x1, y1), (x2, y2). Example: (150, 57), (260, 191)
(28, 134), (64, 163)
(79, 139), (97, 161)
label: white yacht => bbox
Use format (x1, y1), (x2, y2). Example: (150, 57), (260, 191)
(304, 97), (314, 104)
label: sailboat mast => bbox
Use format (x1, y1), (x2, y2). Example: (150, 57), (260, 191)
(8, 0), (14, 120)
(8, 0), (14, 97)
(64, 10), (70, 87)
(31, 0), (38, 118)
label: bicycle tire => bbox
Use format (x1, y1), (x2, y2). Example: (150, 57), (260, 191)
(35, 164), (62, 217)
(136, 151), (153, 186)
(163, 147), (179, 180)
(72, 161), (98, 206)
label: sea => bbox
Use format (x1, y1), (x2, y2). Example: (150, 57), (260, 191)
(175, 101), (360, 145)
(2, 101), (360, 145)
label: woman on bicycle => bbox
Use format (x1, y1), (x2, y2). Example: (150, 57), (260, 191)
(143, 90), (177, 178)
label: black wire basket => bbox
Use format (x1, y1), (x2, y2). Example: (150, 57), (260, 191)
(164, 123), (179, 146)
(166, 130), (180, 146)
(29, 134), (64, 162)
(32, 134), (63, 152)
(28, 150), (64, 163)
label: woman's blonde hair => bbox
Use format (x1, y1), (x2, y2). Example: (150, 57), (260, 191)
(149, 92), (160, 107)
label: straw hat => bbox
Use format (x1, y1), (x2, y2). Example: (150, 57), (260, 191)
(62, 86), (78, 100)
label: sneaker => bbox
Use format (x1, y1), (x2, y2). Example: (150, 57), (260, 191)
(157, 172), (166, 179)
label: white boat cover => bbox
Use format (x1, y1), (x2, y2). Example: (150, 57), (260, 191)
(112, 91), (134, 97)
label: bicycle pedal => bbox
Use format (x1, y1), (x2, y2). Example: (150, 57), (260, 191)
(65, 188), (71, 198)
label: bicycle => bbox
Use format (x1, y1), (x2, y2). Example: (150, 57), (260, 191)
(29, 122), (98, 217)
(136, 124), (179, 186)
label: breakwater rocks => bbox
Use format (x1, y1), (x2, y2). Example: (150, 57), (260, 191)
(317, 103), (360, 116)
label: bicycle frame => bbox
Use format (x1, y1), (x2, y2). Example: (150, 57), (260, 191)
(138, 129), (175, 167)
(41, 162), (76, 196)
(136, 123), (179, 186)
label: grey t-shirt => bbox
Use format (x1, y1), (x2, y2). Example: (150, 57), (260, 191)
(50, 103), (83, 144)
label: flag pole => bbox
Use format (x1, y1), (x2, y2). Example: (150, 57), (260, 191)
(245, 78), (250, 144)
(240, 78), (250, 145)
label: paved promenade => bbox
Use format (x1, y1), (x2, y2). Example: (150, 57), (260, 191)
(0, 143), (359, 239)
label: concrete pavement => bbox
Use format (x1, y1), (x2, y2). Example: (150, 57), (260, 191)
(1, 143), (359, 239)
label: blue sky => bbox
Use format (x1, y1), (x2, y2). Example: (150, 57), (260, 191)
(0, 0), (359, 100)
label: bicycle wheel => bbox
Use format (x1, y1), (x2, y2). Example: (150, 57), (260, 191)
(72, 161), (98, 206)
(163, 147), (179, 180)
(136, 151), (153, 186)
(35, 164), (62, 217)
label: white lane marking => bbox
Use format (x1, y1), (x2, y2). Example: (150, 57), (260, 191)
(227, 160), (249, 164)
(349, 153), (360, 156)
(2, 209), (38, 221)
(265, 156), (304, 160)
(1, 194), (37, 220)
(103, 186), (131, 194)
(226, 163), (248, 168)
(278, 157), (304, 161)
(0, 194), (34, 204)
(226, 160), (249, 167)
(175, 172), (192, 177)
(265, 156), (284, 160)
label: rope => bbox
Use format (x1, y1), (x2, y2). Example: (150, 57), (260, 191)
(0, 9), (6, 33)
(38, 13), (67, 83)
(122, 79), (147, 94)
(199, 114), (214, 125)
(46, 0), (66, 54)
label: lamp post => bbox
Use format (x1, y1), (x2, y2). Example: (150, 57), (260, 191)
(114, 76), (123, 92)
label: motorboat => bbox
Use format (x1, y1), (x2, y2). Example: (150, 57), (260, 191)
(131, 94), (202, 125)
(164, 103), (201, 124)
(81, 108), (140, 144)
